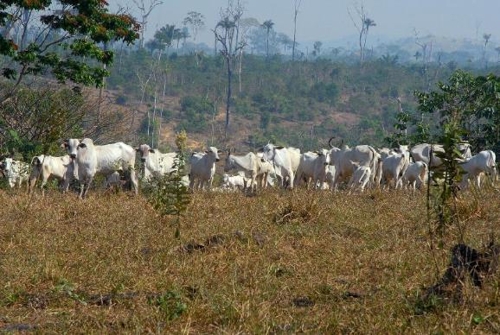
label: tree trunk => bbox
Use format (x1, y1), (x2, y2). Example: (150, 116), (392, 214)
(225, 59), (232, 140)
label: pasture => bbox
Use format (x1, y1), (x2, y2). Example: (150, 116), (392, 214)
(0, 187), (499, 333)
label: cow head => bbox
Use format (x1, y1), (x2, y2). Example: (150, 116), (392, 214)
(318, 149), (331, 166)
(2, 157), (12, 173)
(62, 139), (81, 160)
(206, 146), (221, 162)
(31, 155), (44, 167)
(136, 144), (154, 162)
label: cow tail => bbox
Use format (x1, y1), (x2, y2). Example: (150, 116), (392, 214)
(369, 146), (381, 187)
(419, 162), (428, 183)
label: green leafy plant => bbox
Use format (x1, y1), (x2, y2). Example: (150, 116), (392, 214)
(148, 290), (187, 321)
(147, 131), (191, 238)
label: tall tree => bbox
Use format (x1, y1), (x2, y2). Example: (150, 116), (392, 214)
(213, 0), (246, 140)
(261, 20), (274, 60)
(182, 11), (205, 44)
(348, 3), (376, 64)
(0, 0), (139, 104)
(292, 0), (302, 62)
(313, 41), (322, 57)
(482, 33), (491, 68)
(132, 0), (163, 49)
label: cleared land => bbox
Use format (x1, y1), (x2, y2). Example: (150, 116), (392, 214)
(0, 187), (499, 333)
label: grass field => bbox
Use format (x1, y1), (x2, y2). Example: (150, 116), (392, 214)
(0, 186), (499, 333)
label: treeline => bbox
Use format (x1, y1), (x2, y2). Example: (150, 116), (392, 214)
(105, 46), (500, 151)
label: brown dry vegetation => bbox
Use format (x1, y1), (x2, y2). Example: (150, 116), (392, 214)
(1, 187), (500, 333)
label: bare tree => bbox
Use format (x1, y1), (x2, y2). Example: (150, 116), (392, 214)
(292, 0), (302, 62)
(482, 33), (491, 68)
(348, 2), (376, 64)
(213, 0), (246, 140)
(183, 11), (205, 44)
(414, 29), (433, 90)
(132, 0), (163, 48)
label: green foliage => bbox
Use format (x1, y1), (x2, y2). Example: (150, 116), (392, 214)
(0, 84), (86, 158)
(408, 70), (488, 243)
(429, 121), (466, 240)
(0, 0), (140, 101)
(147, 131), (191, 238)
(176, 96), (213, 133)
(148, 290), (188, 321)
(309, 82), (339, 106)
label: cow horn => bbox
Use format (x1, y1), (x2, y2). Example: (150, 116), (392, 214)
(328, 137), (336, 148)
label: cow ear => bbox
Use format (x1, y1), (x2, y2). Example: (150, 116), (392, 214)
(135, 148), (140, 152)
(78, 143), (87, 149)
(149, 149), (155, 153)
(218, 150), (223, 153)
(276, 146), (284, 150)
(61, 141), (68, 148)
(205, 150), (209, 154)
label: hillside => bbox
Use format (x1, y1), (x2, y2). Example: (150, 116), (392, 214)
(106, 50), (492, 152)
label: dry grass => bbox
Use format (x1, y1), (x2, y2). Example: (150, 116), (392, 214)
(1, 187), (499, 333)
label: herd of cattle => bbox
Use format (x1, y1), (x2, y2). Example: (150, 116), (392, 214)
(0, 137), (497, 198)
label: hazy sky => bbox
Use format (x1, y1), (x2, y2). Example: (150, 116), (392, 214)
(124, 0), (500, 46)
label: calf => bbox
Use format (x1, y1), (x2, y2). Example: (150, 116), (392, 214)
(221, 173), (252, 191)
(460, 150), (497, 189)
(224, 151), (259, 191)
(2, 157), (30, 189)
(403, 161), (428, 190)
(29, 154), (75, 195)
(189, 146), (221, 190)
(348, 163), (371, 192)
(380, 151), (410, 189)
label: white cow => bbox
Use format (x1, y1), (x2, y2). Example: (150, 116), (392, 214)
(348, 163), (371, 192)
(287, 147), (301, 176)
(295, 149), (330, 189)
(459, 150), (497, 189)
(188, 146), (221, 190)
(403, 161), (428, 190)
(136, 144), (177, 180)
(221, 173), (252, 191)
(411, 142), (472, 168)
(224, 151), (259, 191)
(256, 152), (275, 188)
(2, 157), (30, 189)
(260, 143), (295, 189)
(63, 138), (138, 199)
(29, 154), (74, 195)
(380, 151), (410, 189)
(327, 138), (380, 190)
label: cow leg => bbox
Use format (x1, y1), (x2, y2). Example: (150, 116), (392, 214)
(129, 168), (139, 194)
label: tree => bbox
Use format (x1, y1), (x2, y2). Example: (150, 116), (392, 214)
(348, 3), (376, 64)
(132, 0), (163, 49)
(313, 41), (322, 57)
(213, 0), (246, 140)
(182, 11), (205, 44)
(292, 0), (302, 62)
(482, 33), (491, 68)
(151, 24), (178, 58)
(277, 32), (294, 54)
(261, 20), (274, 60)
(0, 0), (140, 104)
